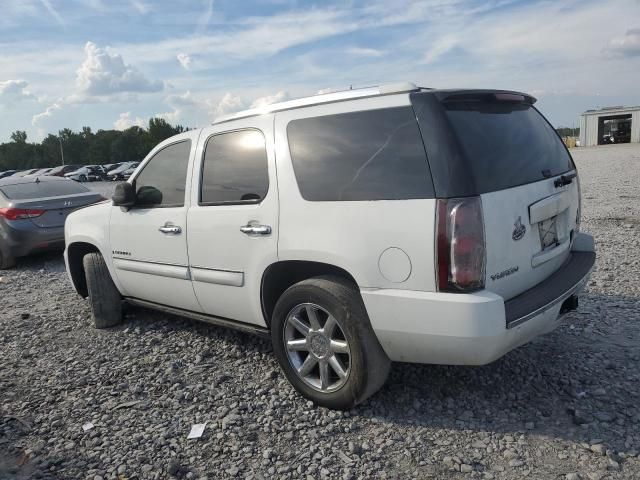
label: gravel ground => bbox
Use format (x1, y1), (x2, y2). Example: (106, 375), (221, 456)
(1, 144), (640, 480)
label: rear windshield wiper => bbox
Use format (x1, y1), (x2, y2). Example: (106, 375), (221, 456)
(554, 172), (577, 188)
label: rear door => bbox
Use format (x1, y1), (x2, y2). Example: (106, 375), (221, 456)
(186, 115), (278, 326)
(414, 92), (579, 300)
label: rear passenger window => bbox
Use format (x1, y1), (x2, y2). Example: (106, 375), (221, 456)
(134, 140), (191, 208)
(200, 130), (269, 205)
(287, 107), (434, 201)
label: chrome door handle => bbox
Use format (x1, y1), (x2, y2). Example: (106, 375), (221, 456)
(240, 224), (272, 236)
(158, 224), (182, 234)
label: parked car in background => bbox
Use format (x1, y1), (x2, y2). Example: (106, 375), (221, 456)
(0, 170), (17, 179)
(107, 162), (139, 181)
(120, 166), (137, 180)
(0, 176), (105, 268)
(65, 166), (105, 182)
(103, 163), (124, 173)
(87, 166), (108, 182)
(24, 168), (53, 177)
(11, 169), (39, 177)
(65, 83), (595, 409)
(47, 165), (82, 177)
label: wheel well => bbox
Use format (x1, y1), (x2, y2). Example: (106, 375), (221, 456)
(67, 242), (100, 297)
(261, 260), (358, 327)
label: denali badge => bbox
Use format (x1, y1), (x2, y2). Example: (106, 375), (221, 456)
(512, 216), (526, 241)
(491, 266), (519, 281)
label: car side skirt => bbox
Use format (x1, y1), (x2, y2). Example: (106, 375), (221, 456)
(124, 297), (270, 338)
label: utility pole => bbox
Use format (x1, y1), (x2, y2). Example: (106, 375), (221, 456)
(59, 137), (65, 166)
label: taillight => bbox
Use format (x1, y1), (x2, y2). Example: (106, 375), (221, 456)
(436, 197), (486, 293)
(0, 208), (45, 220)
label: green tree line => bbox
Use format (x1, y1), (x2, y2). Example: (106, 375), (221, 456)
(0, 118), (187, 172)
(556, 127), (579, 137)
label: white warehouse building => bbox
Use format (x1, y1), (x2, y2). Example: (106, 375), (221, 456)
(579, 106), (640, 147)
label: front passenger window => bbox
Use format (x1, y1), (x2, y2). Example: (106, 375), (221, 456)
(134, 140), (191, 208)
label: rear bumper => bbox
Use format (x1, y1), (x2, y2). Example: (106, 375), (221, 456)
(0, 219), (65, 259)
(362, 233), (595, 365)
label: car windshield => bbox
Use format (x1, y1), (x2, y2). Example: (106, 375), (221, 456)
(0, 180), (89, 200)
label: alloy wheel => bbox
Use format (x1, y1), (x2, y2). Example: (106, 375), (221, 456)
(283, 303), (351, 393)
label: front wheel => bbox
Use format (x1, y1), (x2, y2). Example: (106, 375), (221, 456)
(271, 276), (390, 409)
(83, 253), (122, 328)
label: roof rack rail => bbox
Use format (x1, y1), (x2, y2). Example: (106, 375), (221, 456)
(213, 82), (421, 125)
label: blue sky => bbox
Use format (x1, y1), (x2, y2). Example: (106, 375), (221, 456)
(1, 0), (639, 142)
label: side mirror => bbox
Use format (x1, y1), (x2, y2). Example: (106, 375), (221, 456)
(112, 182), (136, 208)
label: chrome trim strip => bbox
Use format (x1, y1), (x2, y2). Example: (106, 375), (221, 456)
(190, 266), (244, 287)
(507, 265), (593, 329)
(113, 258), (190, 280)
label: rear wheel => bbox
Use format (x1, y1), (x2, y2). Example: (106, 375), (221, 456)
(83, 252), (122, 328)
(79, 174), (87, 182)
(271, 276), (390, 409)
(0, 250), (16, 270)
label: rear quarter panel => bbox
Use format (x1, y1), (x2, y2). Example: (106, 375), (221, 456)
(274, 95), (437, 291)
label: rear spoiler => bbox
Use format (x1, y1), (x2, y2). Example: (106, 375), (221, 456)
(435, 90), (537, 105)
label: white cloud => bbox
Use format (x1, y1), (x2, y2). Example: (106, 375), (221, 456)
(422, 35), (458, 64)
(177, 53), (193, 70)
(39, 0), (64, 26)
(158, 90), (209, 125)
(76, 41), (163, 96)
(31, 102), (62, 126)
(604, 28), (640, 58)
(0, 80), (36, 106)
(346, 47), (385, 57)
(214, 92), (245, 117)
(130, 0), (149, 15)
(196, 0), (215, 35)
(249, 91), (289, 109)
(114, 111), (145, 130)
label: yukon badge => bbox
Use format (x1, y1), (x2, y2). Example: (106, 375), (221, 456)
(512, 216), (526, 241)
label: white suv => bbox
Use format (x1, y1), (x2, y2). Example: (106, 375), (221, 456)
(64, 83), (595, 409)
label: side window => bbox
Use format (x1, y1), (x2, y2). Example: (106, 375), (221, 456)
(134, 140), (191, 208)
(287, 107), (434, 201)
(200, 130), (269, 205)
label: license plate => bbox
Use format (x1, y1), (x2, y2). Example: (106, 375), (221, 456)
(539, 216), (559, 250)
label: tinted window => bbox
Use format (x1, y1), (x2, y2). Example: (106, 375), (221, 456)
(134, 140), (191, 208)
(200, 130), (269, 204)
(0, 180), (89, 199)
(287, 107), (433, 201)
(443, 101), (573, 192)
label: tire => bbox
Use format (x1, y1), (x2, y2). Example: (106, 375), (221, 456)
(0, 250), (16, 270)
(83, 252), (122, 328)
(271, 275), (390, 409)
(79, 174), (87, 182)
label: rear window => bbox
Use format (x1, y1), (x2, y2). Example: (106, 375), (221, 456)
(443, 101), (573, 192)
(287, 107), (434, 201)
(0, 180), (89, 200)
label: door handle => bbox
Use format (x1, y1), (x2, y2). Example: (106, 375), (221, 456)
(158, 224), (182, 234)
(240, 224), (272, 236)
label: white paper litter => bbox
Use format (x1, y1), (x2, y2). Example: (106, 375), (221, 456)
(187, 423), (207, 439)
(82, 422), (94, 432)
